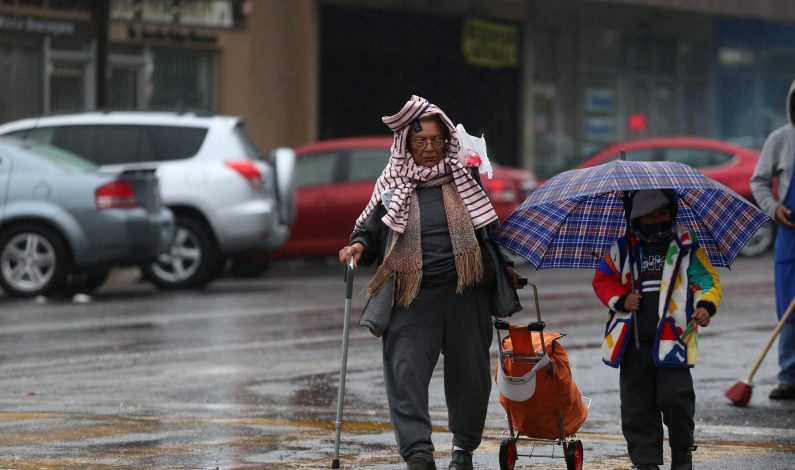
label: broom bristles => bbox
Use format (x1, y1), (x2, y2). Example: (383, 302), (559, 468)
(724, 379), (753, 407)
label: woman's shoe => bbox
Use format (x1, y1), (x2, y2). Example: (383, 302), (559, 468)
(406, 456), (436, 470)
(448, 450), (473, 470)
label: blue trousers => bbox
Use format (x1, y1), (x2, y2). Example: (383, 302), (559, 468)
(778, 320), (795, 384)
(774, 227), (795, 385)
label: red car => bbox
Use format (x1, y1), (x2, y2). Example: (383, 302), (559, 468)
(576, 137), (773, 256)
(268, 136), (538, 259)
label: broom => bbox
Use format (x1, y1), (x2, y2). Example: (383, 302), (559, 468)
(724, 297), (795, 407)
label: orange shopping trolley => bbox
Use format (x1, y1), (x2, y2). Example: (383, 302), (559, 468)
(494, 281), (590, 470)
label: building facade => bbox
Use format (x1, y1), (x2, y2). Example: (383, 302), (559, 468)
(2, 0), (795, 179)
(0, 0), (316, 155)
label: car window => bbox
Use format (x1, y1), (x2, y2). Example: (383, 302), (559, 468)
(25, 143), (98, 172)
(5, 127), (56, 144)
(234, 124), (262, 159)
(295, 152), (337, 188)
(615, 148), (657, 162)
(347, 149), (390, 182)
(596, 148), (657, 164)
(149, 125), (207, 161)
(663, 148), (734, 168)
(50, 125), (158, 164)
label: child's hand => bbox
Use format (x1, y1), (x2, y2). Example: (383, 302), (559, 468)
(624, 293), (641, 311)
(692, 307), (711, 327)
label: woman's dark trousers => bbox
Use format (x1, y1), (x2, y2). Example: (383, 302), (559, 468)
(382, 282), (493, 463)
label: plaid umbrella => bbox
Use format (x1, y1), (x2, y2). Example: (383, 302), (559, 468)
(491, 159), (770, 269)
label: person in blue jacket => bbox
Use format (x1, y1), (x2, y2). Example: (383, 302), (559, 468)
(751, 79), (795, 400)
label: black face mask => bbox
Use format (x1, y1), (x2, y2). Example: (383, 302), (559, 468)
(633, 219), (675, 242)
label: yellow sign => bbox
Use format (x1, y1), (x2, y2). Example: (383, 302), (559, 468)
(462, 18), (519, 68)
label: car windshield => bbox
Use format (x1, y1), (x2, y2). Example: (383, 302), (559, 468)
(25, 143), (99, 172)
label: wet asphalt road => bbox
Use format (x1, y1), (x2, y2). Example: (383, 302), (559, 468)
(0, 254), (792, 469)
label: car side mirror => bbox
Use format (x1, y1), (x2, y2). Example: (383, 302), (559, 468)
(268, 147), (297, 226)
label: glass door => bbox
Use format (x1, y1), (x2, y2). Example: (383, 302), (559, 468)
(46, 38), (94, 114)
(50, 62), (87, 112)
(108, 49), (149, 109)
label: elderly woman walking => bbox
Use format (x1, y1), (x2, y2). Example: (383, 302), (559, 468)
(339, 95), (521, 470)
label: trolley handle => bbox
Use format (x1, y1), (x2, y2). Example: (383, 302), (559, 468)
(493, 320), (545, 331)
(528, 321), (545, 332)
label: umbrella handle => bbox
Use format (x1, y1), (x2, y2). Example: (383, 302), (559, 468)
(622, 186), (641, 351)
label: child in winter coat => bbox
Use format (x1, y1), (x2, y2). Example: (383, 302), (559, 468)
(592, 189), (721, 470)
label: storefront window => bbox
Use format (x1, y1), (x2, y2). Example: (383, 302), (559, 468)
(761, 48), (795, 75)
(761, 77), (792, 136)
(579, 29), (621, 69)
(50, 63), (85, 112)
(580, 75), (619, 158)
(653, 39), (676, 74)
(679, 41), (709, 75)
(149, 48), (215, 110)
(0, 34), (43, 123)
(682, 81), (708, 136)
(718, 74), (755, 146)
(108, 67), (139, 109)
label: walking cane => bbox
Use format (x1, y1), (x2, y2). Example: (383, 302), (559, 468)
(332, 262), (355, 469)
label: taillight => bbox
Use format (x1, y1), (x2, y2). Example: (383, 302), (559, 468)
(96, 180), (138, 210)
(485, 179), (520, 203)
(225, 159), (262, 189)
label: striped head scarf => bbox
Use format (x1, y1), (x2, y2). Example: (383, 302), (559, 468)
(354, 95), (498, 234)
(357, 96), (499, 306)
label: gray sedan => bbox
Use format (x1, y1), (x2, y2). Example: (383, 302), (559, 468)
(0, 138), (174, 297)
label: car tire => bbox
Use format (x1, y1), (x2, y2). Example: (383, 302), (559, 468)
(739, 220), (775, 257)
(61, 268), (111, 295)
(0, 223), (69, 298)
(141, 215), (222, 289)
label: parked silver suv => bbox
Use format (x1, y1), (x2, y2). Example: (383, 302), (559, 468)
(0, 111), (296, 288)
(0, 137), (174, 297)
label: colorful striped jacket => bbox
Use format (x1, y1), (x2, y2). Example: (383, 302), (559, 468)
(592, 226), (722, 368)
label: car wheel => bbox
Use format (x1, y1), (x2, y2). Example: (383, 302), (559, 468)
(0, 224), (69, 298)
(61, 268), (111, 295)
(141, 215), (221, 289)
(740, 220), (775, 257)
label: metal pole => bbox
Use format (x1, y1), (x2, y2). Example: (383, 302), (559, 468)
(332, 263), (355, 469)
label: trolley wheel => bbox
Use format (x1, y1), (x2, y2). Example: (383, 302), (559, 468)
(498, 438), (517, 470)
(563, 439), (583, 470)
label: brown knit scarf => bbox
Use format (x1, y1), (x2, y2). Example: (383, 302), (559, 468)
(364, 180), (484, 307)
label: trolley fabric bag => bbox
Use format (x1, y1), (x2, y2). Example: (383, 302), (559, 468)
(496, 326), (588, 440)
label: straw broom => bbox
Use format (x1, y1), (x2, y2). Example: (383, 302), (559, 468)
(724, 297), (795, 407)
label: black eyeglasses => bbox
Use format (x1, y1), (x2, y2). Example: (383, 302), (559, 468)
(410, 138), (446, 149)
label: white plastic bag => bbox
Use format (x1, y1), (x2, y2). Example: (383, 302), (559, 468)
(456, 123), (493, 179)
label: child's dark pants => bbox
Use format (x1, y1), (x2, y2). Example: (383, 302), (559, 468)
(619, 341), (695, 466)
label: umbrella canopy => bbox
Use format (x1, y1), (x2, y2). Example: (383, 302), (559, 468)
(492, 159), (770, 269)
